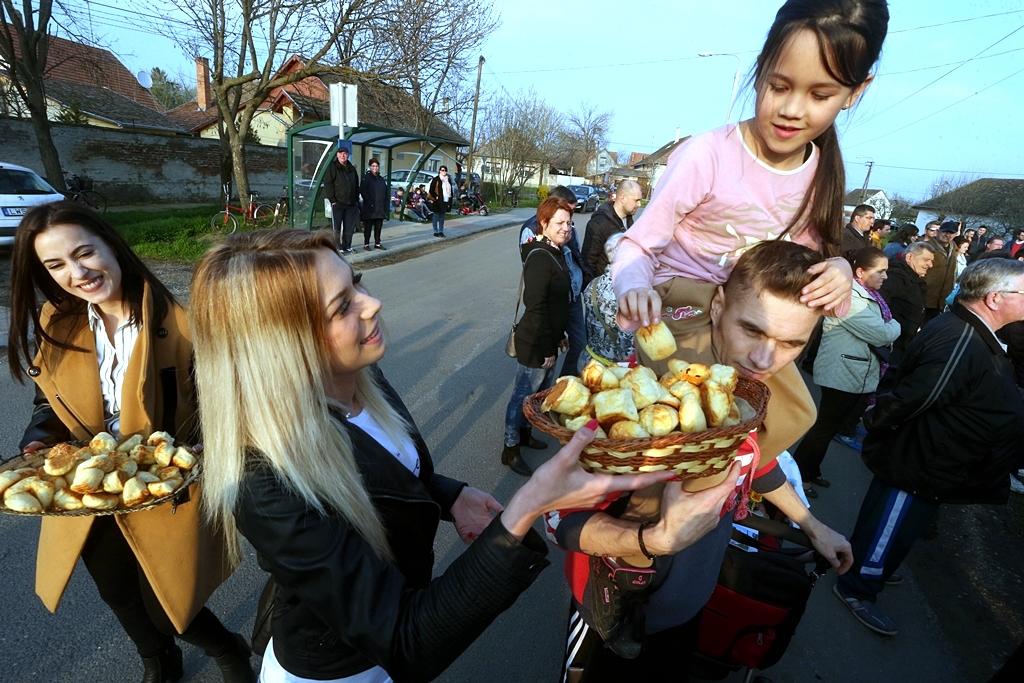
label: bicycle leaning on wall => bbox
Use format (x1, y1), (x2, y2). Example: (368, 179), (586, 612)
(62, 171), (107, 213)
(210, 182), (276, 233)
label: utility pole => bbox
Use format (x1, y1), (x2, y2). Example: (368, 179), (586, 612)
(860, 160), (874, 203)
(465, 56), (485, 191)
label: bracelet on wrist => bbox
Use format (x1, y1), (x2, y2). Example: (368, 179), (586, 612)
(638, 522), (656, 560)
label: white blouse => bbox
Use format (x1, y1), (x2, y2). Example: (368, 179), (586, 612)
(87, 304), (140, 437)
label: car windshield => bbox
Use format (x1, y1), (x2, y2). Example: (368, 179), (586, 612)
(0, 169), (56, 195)
(567, 185), (586, 193)
(390, 171), (409, 181)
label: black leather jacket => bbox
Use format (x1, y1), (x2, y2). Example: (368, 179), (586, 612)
(234, 372), (550, 681)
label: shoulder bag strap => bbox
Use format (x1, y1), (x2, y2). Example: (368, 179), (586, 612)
(514, 247), (565, 321)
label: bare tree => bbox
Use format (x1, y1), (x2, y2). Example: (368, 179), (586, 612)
(558, 103), (612, 178)
(924, 173), (984, 226)
(887, 193), (918, 225)
(478, 88), (560, 204)
(0, 0), (64, 189)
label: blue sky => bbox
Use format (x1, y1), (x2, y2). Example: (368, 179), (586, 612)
(61, 0), (1024, 201)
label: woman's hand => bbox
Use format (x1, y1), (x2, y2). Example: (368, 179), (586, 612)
(644, 462), (741, 556)
(617, 287), (662, 328)
(22, 441), (47, 454)
(501, 423), (675, 540)
(801, 258), (853, 313)
(450, 487), (504, 544)
(541, 355), (556, 369)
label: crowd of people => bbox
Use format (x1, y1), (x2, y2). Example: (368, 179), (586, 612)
(6, 1), (1024, 683)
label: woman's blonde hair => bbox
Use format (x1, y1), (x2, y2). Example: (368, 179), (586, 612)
(189, 230), (408, 564)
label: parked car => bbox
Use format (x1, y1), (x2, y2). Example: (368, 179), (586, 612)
(566, 184), (600, 213)
(454, 171), (482, 191)
(593, 187), (609, 202)
(387, 169), (435, 189)
(0, 162), (66, 247)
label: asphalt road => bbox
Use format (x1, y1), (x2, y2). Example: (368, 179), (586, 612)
(0, 226), (993, 682)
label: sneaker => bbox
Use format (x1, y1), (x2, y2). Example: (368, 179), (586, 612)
(885, 573), (904, 586)
(363, 244), (371, 251)
(375, 243), (386, 250)
(340, 248), (355, 254)
(833, 583), (897, 635)
(433, 233), (443, 238)
(833, 434), (863, 452)
(581, 557), (656, 659)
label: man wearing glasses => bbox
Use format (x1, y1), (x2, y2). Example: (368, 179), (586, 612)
(835, 258), (1024, 637)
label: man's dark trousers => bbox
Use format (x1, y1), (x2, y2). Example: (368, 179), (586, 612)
(837, 476), (940, 601)
(333, 203), (360, 250)
(559, 296), (586, 377)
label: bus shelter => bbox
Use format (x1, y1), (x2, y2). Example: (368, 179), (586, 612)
(285, 120), (457, 230)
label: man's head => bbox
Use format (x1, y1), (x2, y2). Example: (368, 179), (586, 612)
(964, 228), (977, 241)
(711, 242), (823, 382)
(851, 204), (876, 234)
(987, 237), (1005, 252)
(549, 185), (578, 212)
(937, 220), (959, 246)
(1016, 230), (1024, 243)
(613, 179), (643, 217)
(336, 139), (353, 164)
(978, 225), (988, 237)
(925, 221), (940, 239)
(870, 219), (891, 239)
(904, 241), (935, 277)
(956, 259), (1024, 330)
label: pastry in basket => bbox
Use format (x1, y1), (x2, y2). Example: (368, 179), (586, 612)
(42, 442), (80, 476)
(682, 363), (711, 385)
(638, 404), (680, 437)
(147, 431), (174, 447)
(117, 459), (139, 478)
(541, 376), (591, 416)
(0, 470), (25, 495)
(89, 432), (117, 455)
(636, 321), (677, 361)
(80, 454), (116, 474)
(154, 441), (177, 468)
(172, 447), (198, 471)
(580, 360), (622, 392)
(564, 415), (609, 439)
(103, 470), (132, 494)
(70, 467), (105, 495)
(620, 367), (663, 410)
(593, 388), (639, 425)
(608, 420), (651, 440)
(130, 444), (157, 466)
(116, 434), (143, 453)
(83, 492), (120, 510)
(158, 466), (182, 481)
(5, 491), (42, 513)
(148, 478), (183, 498)
(53, 487), (85, 511)
(709, 364), (739, 393)
(121, 477), (151, 507)
(670, 381), (708, 433)
(701, 380), (734, 428)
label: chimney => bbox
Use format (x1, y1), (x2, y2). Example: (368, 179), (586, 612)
(196, 57), (212, 111)
(675, 127), (681, 143)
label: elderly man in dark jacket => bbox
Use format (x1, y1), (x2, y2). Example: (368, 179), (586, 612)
(835, 259), (1024, 637)
(324, 140), (361, 253)
(360, 158), (390, 251)
(879, 242), (934, 366)
(922, 221), (960, 323)
(581, 179), (642, 281)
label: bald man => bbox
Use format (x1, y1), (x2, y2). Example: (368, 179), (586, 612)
(582, 179), (643, 282)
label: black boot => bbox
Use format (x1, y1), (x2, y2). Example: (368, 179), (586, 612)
(141, 644), (183, 683)
(519, 426), (548, 450)
(213, 633), (256, 683)
(501, 443), (533, 476)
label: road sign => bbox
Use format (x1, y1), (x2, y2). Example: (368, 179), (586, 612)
(329, 82), (358, 129)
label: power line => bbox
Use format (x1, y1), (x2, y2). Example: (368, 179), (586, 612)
(881, 48), (1024, 76)
(847, 64), (1024, 148)
(889, 9), (1024, 33)
(490, 54), (705, 75)
(844, 161), (1024, 177)
(850, 23), (1024, 130)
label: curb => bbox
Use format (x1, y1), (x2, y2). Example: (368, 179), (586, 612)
(343, 214), (524, 265)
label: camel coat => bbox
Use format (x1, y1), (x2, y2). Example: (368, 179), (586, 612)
(24, 286), (233, 633)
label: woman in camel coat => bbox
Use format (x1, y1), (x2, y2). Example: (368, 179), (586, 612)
(7, 201), (252, 683)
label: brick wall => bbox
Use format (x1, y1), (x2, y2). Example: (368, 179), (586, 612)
(0, 117), (288, 205)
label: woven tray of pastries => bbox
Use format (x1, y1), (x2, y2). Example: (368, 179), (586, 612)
(0, 431), (199, 516)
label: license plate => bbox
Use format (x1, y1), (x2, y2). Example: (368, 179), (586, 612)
(2, 207), (29, 216)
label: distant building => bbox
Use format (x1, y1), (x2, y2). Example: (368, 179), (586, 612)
(843, 188), (891, 222)
(913, 178), (1024, 236)
(631, 136), (691, 195)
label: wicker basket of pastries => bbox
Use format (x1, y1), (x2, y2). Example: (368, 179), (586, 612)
(524, 357), (770, 478)
(0, 431), (200, 516)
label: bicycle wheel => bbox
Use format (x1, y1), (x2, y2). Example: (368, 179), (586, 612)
(210, 210), (239, 233)
(253, 204), (276, 228)
(77, 190), (107, 213)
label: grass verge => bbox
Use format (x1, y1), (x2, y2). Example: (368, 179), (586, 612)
(107, 206), (220, 262)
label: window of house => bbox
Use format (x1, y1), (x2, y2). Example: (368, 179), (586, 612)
(371, 148), (384, 167)
(427, 156), (441, 172)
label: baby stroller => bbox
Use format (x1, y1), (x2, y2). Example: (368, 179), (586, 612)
(692, 514), (833, 682)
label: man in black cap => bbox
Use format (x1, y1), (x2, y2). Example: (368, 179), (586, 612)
(324, 139), (361, 253)
(922, 220), (959, 324)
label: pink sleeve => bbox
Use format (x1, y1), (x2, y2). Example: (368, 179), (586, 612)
(612, 137), (717, 298)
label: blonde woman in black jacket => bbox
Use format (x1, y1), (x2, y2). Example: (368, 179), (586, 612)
(188, 230), (670, 683)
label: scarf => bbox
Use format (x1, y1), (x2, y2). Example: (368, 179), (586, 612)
(857, 278), (892, 400)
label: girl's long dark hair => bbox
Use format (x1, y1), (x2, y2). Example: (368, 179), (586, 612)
(7, 201), (177, 381)
(757, 0), (889, 257)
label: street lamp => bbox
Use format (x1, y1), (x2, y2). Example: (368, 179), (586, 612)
(698, 52), (742, 124)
